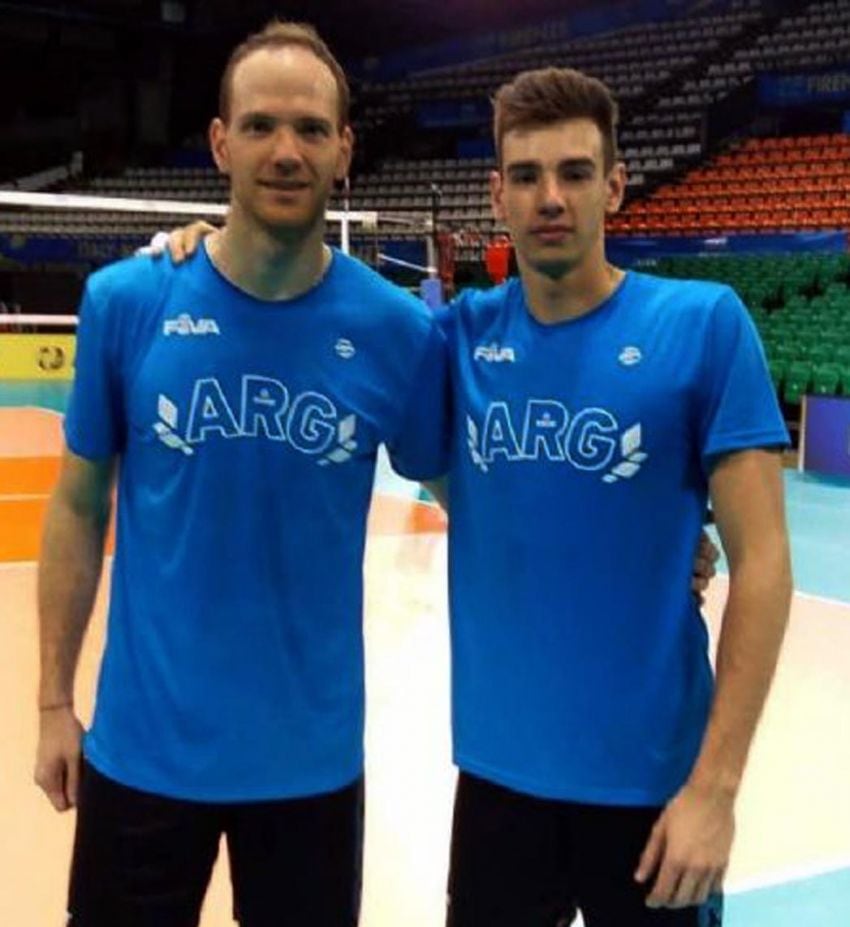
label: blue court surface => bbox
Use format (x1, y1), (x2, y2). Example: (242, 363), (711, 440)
(729, 866), (850, 926)
(0, 380), (71, 413)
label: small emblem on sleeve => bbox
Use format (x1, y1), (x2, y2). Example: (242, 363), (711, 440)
(335, 338), (356, 359)
(618, 346), (642, 366)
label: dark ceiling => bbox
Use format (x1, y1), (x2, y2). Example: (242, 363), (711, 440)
(0, 0), (600, 61)
(0, 0), (606, 177)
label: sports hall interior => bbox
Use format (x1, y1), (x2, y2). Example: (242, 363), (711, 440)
(1, 0), (849, 924)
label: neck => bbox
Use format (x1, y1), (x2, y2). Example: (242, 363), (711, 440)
(519, 249), (624, 325)
(208, 212), (331, 301)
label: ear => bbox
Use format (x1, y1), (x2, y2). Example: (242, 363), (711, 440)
(490, 169), (506, 222)
(335, 125), (355, 183)
(209, 117), (230, 176)
(605, 161), (627, 215)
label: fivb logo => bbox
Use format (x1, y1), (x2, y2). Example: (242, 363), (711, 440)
(474, 342), (516, 363)
(163, 313), (221, 336)
(153, 375), (358, 465)
(466, 399), (648, 483)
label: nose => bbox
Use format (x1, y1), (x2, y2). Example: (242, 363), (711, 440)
(271, 127), (303, 171)
(538, 172), (565, 218)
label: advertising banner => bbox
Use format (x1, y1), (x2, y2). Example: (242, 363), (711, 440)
(760, 70), (850, 108)
(0, 334), (76, 381)
(801, 395), (850, 479)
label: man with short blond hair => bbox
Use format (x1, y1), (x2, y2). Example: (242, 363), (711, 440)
(35, 20), (447, 926)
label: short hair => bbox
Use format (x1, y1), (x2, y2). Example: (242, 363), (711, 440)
(493, 67), (619, 172)
(219, 20), (350, 128)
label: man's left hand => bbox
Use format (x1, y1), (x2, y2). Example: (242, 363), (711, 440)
(692, 529), (720, 602)
(634, 780), (734, 909)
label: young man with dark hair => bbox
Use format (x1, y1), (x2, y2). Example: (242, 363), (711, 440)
(34, 20), (447, 927)
(439, 67), (791, 926)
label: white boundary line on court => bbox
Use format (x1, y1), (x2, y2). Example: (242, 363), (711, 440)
(791, 588), (850, 609)
(711, 572), (850, 610)
(727, 855), (850, 894)
(0, 556), (114, 571)
(0, 405), (65, 417)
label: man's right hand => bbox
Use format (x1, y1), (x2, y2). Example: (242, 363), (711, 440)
(34, 705), (84, 812)
(146, 220), (218, 263)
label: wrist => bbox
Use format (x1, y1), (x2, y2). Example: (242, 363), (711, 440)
(687, 766), (741, 801)
(38, 699), (74, 712)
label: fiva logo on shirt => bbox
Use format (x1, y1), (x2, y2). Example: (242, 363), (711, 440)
(162, 313), (221, 336)
(474, 342), (516, 363)
(466, 399), (648, 483)
(152, 375), (358, 466)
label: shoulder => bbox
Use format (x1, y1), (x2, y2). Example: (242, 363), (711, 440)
(83, 253), (175, 320)
(626, 271), (747, 329)
(86, 252), (172, 300)
(443, 279), (516, 335)
(331, 250), (434, 332)
(627, 270), (738, 309)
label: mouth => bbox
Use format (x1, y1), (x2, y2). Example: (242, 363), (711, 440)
(530, 225), (573, 243)
(258, 180), (311, 193)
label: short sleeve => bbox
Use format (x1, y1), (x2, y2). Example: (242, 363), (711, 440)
(386, 318), (450, 481)
(64, 279), (125, 460)
(697, 288), (789, 473)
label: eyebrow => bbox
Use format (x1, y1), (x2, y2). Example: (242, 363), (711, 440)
(236, 111), (333, 130)
(238, 110), (273, 122)
(506, 157), (596, 173)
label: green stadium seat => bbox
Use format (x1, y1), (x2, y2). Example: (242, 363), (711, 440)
(819, 331), (843, 349)
(812, 363), (841, 396)
(808, 343), (834, 365)
(772, 342), (795, 363)
(825, 281), (848, 299)
(792, 342), (814, 362)
(767, 358), (786, 390)
(783, 362), (812, 405)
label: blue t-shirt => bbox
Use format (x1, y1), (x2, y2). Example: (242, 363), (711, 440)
(65, 245), (448, 801)
(441, 271), (788, 805)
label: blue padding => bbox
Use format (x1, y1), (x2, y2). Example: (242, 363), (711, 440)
(607, 232), (848, 266)
(760, 70), (850, 107)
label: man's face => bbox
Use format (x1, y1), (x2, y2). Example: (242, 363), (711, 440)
(491, 118), (625, 280)
(210, 46), (353, 240)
